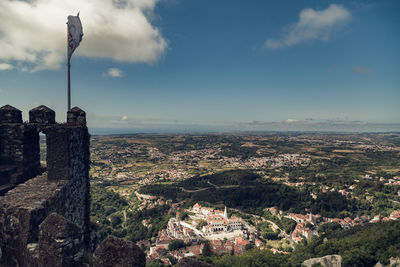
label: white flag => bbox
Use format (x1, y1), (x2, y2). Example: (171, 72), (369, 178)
(67, 13), (83, 60)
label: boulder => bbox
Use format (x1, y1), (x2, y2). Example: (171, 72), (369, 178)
(93, 235), (145, 267)
(39, 213), (84, 267)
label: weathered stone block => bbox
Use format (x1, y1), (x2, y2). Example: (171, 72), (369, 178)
(67, 107), (86, 126)
(39, 213), (84, 267)
(93, 235), (146, 267)
(0, 105), (22, 123)
(29, 105), (56, 124)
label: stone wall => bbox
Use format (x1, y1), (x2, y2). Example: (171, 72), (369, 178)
(93, 235), (146, 267)
(0, 105), (90, 267)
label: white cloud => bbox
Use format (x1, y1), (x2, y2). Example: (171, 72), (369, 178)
(0, 0), (167, 71)
(0, 63), (14, 71)
(265, 4), (351, 49)
(121, 115), (128, 121)
(103, 68), (124, 78)
(284, 118), (298, 123)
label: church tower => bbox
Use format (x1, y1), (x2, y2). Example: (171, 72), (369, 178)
(224, 206), (228, 220)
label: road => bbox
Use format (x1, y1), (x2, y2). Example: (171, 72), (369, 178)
(180, 180), (240, 192)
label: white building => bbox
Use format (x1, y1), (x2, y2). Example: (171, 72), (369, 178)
(193, 204), (243, 235)
(167, 204), (245, 240)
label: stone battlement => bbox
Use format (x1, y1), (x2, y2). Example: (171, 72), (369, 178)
(0, 105), (90, 266)
(0, 105), (89, 192)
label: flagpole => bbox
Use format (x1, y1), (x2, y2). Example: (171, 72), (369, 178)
(68, 58), (71, 111)
(67, 23), (71, 111)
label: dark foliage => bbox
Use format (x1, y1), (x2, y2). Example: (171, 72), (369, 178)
(140, 170), (358, 217)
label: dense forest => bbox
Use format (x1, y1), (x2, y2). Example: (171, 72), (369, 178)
(90, 185), (172, 243)
(139, 170), (360, 218)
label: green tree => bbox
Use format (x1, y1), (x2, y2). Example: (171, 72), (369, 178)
(146, 259), (165, 267)
(202, 241), (212, 257)
(179, 211), (189, 221)
(245, 243), (254, 251)
(110, 213), (122, 228)
(197, 219), (208, 230)
(168, 239), (185, 251)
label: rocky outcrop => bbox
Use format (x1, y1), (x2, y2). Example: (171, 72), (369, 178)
(374, 257), (400, 267)
(93, 235), (146, 267)
(303, 255), (342, 267)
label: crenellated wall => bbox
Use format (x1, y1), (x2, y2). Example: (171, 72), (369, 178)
(0, 105), (90, 267)
(0, 105), (42, 193)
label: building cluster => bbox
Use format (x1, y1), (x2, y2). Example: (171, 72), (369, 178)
(192, 203), (243, 235)
(146, 230), (252, 264)
(147, 147), (165, 159)
(167, 218), (199, 241)
(364, 174), (400, 186)
(383, 176), (400, 186)
(166, 204), (245, 240)
(134, 192), (176, 211)
(146, 228), (206, 263)
(209, 237), (250, 255)
(285, 209), (400, 243)
(287, 211), (370, 243)
(222, 154), (311, 169)
(355, 143), (400, 152)
(140, 204), (254, 263)
(287, 213), (319, 243)
(370, 210), (400, 223)
(170, 148), (222, 162)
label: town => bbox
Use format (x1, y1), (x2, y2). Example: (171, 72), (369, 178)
(89, 133), (400, 265)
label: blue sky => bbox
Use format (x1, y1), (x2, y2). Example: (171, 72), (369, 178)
(0, 0), (399, 133)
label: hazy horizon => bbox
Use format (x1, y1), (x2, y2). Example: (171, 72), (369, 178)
(89, 125), (400, 136)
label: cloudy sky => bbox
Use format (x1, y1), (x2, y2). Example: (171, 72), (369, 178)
(0, 0), (399, 133)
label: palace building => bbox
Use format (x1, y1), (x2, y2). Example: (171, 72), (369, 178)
(192, 204), (243, 235)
